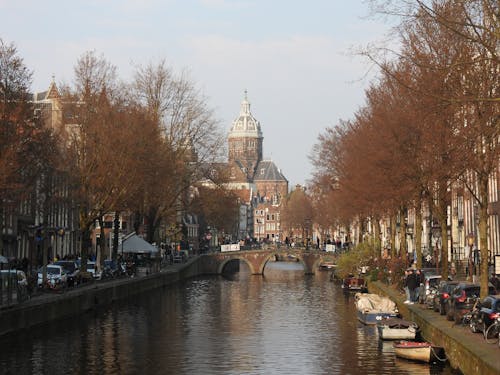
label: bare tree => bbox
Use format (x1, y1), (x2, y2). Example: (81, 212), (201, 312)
(63, 51), (142, 273)
(281, 186), (314, 246)
(0, 40), (63, 262)
(132, 60), (225, 244)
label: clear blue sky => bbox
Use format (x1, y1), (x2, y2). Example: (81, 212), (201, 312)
(1, 0), (394, 187)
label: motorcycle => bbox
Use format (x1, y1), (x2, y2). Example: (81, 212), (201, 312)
(425, 286), (438, 309)
(468, 299), (483, 333)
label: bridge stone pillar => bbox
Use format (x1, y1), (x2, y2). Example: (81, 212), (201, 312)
(300, 252), (318, 274)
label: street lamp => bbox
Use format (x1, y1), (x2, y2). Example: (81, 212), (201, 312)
(467, 233), (474, 281)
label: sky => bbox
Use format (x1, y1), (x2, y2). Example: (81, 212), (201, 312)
(0, 0), (395, 188)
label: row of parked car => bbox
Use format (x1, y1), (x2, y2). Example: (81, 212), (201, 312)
(37, 259), (126, 289)
(418, 269), (499, 341)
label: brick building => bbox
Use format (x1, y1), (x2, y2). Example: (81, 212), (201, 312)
(226, 92), (288, 242)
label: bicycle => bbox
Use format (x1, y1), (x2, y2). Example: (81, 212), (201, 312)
(484, 315), (500, 345)
(453, 298), (480, 327)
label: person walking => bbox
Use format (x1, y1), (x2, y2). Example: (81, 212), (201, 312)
(414, 269), (424, 303)
(406, 269), (418, 304)
(403, 269), (411, 304)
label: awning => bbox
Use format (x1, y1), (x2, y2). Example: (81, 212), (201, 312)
(121, 233), (158, 254)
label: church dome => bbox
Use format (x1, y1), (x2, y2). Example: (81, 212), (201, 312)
(228, 91), (263, 139)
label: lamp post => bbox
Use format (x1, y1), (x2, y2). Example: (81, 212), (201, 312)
(467, 233), (474, 281)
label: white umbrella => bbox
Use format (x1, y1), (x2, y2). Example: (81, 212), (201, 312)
(0, 255), (8, 264)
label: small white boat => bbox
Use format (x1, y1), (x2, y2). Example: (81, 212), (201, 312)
(377, 318), (418, 340)
(393, 341), (444, 363)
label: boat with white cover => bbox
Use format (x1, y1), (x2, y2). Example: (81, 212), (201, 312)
(354, 293), (398, 325)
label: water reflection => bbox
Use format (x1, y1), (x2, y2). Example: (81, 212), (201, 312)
(0, 262), (458, 374)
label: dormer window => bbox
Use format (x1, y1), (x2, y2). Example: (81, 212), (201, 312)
(260, 168), (265, 175)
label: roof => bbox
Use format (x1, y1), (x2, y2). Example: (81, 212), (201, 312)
(228, 91), (263, 139)
(121, 233), (158, 253)
(253, 160), (288, 182)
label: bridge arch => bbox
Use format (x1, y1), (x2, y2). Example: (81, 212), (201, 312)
(217, 256), (256, 275)
(258, 253), (309, 275)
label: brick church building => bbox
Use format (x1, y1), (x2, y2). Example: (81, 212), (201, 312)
(226, 92), (288, 242)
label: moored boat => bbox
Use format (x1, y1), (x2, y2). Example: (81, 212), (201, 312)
(342, 276), (367, 292)
(355, 293), (398, 325)
(319, 262), (335, 270)
(393, 341), (444, 363)
(377, 318), (418, 340)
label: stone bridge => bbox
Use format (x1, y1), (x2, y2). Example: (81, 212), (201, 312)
(200, 248), (336, 275)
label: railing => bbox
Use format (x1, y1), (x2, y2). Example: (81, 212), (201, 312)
(0, 271), (29, 308)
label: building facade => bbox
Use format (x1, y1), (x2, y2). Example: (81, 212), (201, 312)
(226, 92), (288, 242)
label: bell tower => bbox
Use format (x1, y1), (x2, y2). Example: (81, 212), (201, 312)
(228, 91), (263, 180)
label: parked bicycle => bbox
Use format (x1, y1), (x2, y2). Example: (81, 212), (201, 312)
(455, 298), (480, 327)
(484, 315), (500, 346)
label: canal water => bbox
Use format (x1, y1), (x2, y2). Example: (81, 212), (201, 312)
(0, 261), (460, 375)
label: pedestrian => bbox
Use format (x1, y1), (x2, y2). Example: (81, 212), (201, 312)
(403, 269), (411, 303)
(414, 269), (424, 303)
(406, 269), (418, 304)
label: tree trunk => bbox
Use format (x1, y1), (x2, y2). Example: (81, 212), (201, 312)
(373, 217), (381, 258)
(358, 217), (364, 244)
(112, 211), (120, 261)
(0, 205), (4, 256)
(478, 177), (490, 299)
(414, 200), (423, 269)
(79, 207), (92, 274)
(97, 216), (106, 272)
(440, 215), (449, 281)
(400, 208), (408, 266)
(390, 214), (397, 259)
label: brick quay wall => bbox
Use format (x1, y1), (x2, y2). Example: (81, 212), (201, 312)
(369, 281), (500, 375)
(0, 255), (218, 338)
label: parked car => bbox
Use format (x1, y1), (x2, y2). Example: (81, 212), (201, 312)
(54, 260), (80, 287)
(446, 282), (496, 323)
(469, 294), (500, 333)
(433, 280), (460, 315)
(37, 264), (68, 289)
(417, 273), (442, 304)
(86, 261), (102, 280)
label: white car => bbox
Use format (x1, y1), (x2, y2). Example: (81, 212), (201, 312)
(37, 264), (68, 288)
(86, 261), (102, 280)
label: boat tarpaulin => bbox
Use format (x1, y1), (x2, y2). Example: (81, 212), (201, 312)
(355, 293), (397, 313)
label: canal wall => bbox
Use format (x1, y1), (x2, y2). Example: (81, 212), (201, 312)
(369, 281), (500, 375)
(0, 256), (215, 338)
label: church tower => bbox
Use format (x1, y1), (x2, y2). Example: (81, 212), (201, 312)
(228, 91), (263, 180)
